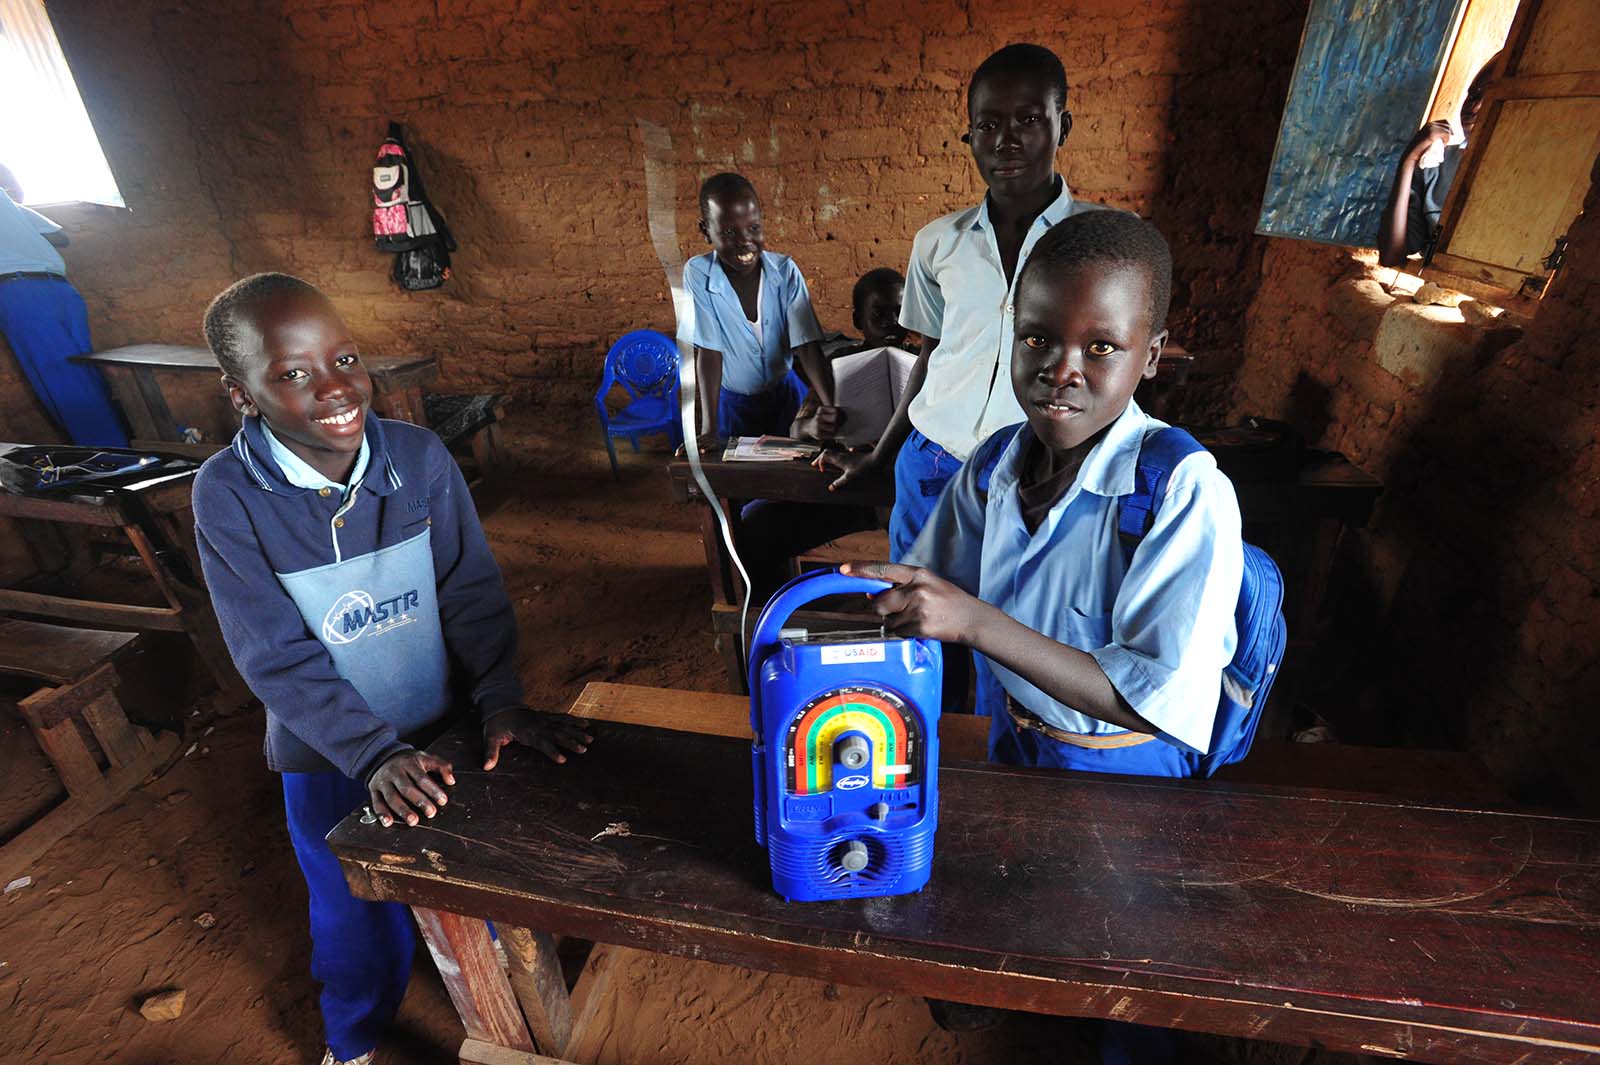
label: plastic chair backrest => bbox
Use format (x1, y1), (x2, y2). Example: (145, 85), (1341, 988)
(602, 330), (678, 404)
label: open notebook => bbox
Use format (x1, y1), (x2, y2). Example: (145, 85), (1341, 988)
(832, 346), (918, 447)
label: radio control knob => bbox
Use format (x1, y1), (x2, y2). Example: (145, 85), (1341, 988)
(837, 735), (870, 770)
(839, 840), (870, 872)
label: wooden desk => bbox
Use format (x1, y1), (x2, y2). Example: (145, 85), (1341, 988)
(0, 456), (244, 699)
(667, 448), (1383, 686)
(75, 344), (438, 444)
(329, 683), (1596, 1065)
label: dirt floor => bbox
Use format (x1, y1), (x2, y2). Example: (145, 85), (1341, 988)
(0, 410), (1350, 1065)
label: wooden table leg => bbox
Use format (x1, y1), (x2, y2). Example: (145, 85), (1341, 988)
(120, 518), (249, 703)
(500, 926), (573, 1056)
(701, 503), (733, 606)
(1294, 515), (1345, 638)
(376, 386), (428, 426)
(412, 907), (546, 1064)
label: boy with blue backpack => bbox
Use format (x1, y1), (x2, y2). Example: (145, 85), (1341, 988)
(845, 209), (1285, 779)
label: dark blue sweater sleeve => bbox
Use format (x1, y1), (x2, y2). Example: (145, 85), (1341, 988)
(424, 437), (525, 718)
(192, 471), (412, 780)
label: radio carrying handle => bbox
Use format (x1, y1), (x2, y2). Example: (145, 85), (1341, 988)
(747, 568), (891, 729)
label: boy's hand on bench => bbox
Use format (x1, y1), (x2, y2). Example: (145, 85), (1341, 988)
(369, 751), (456, 828)
(841, 561), (991, 646)
(816, 448), (880, 490)
(482, 707), (594, 770)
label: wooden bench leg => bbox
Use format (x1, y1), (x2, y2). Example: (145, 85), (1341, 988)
(3, 669), (180, 884)
(500, 926), (573, 1056)
(412, 907), (546, 1064)
(470, 421), (505, 480)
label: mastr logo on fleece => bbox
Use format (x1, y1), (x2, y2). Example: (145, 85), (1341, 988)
(322, 587), (422, 645)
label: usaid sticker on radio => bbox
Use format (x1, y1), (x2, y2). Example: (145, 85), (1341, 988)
(820, 643), (886, 665)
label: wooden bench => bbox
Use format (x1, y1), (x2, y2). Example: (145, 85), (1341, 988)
(0, 619), (180, 884)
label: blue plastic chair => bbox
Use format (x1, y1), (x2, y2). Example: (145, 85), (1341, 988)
(594, 329), (682, 479)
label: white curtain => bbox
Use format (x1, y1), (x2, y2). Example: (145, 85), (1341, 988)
(0, 0), (124, 207)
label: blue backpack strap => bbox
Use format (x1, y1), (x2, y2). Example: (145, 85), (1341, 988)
(1118, 426), (1206, 561)
(973, 422), (1029, 498)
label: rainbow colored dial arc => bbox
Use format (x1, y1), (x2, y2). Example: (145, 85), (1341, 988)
(786, 686), (919, 795)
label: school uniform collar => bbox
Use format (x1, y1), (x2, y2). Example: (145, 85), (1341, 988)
(705, 250), (774, 295)
(704, 250), (773, 333)
(260, 420), (370, 495)
(232, 414), (404, 497)
(991, 400), (1150, 502)
(971, 175), (1074, 234)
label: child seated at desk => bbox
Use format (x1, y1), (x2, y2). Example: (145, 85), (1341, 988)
(829, 267), (922, 358)
(190, 273), (591, 1065)
(736, 264), (937, 602)
(685, 172), (834, 449)
(846, 210), (1242, 780)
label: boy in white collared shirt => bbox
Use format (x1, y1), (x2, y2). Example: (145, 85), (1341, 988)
(820, 44), (1105, 560)
(684, 172), (834, 447)
(846, 210), (1242, 779)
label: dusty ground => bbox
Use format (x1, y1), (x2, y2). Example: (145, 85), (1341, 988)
(0, 410), (1347, 1065)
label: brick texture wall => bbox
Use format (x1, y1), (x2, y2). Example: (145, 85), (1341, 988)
(24, 0), (1305, 416)
(1232, 160), (1600, 809)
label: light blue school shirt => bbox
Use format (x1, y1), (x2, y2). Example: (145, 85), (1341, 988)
(681, 250), (824, 396)
(0, 190), (66, 276)
(899, 179), (1107, 460)
(262, 420), (371, 496)
(904, 401), (1242, 753)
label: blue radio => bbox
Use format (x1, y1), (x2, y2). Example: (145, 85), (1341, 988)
(749, 569), (942, 902)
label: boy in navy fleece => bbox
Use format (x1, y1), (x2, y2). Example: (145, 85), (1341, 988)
(192, 273), (591, 1065)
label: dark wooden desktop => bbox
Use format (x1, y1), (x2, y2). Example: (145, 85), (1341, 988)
(75, 344), (439, 446)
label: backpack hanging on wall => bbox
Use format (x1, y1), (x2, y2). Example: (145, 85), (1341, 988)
(372, 121), (457, 291)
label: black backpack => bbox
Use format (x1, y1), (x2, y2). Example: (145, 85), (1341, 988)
(371, 121), (457, 290)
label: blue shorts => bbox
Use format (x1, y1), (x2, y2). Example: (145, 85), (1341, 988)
(718, 371), (807, 439)
(889, 428), (962, 562)
(977, 658), (1201, 778)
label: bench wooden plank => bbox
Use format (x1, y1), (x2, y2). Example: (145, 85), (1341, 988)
(0, 621), (138, 685)
(331, 719), (1600, 1064)
(0, 590), (186, 632)
(566, 682), (1509, 805)
(569, 681), (991, 761)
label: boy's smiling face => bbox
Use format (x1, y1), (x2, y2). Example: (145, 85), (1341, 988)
(700, 192), (764, 277)
(967, 72), (1069, 196)
(856, 280), (906, 348)
(1011, 262), (1164, 456)
(224, 291), (372, 481)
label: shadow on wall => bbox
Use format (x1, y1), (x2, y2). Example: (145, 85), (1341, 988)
(1377, 276), (1599, 807)
(1152, 0), (1311, 362)
(1278, 159), (1600, 810)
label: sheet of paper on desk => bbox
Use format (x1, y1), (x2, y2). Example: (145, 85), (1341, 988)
(724, 437), (823, 462)
(832, 346), (918, 446)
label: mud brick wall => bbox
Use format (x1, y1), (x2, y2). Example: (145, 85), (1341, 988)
(22, 0), (1306, 417)
(1231, 159), (1600, 809)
